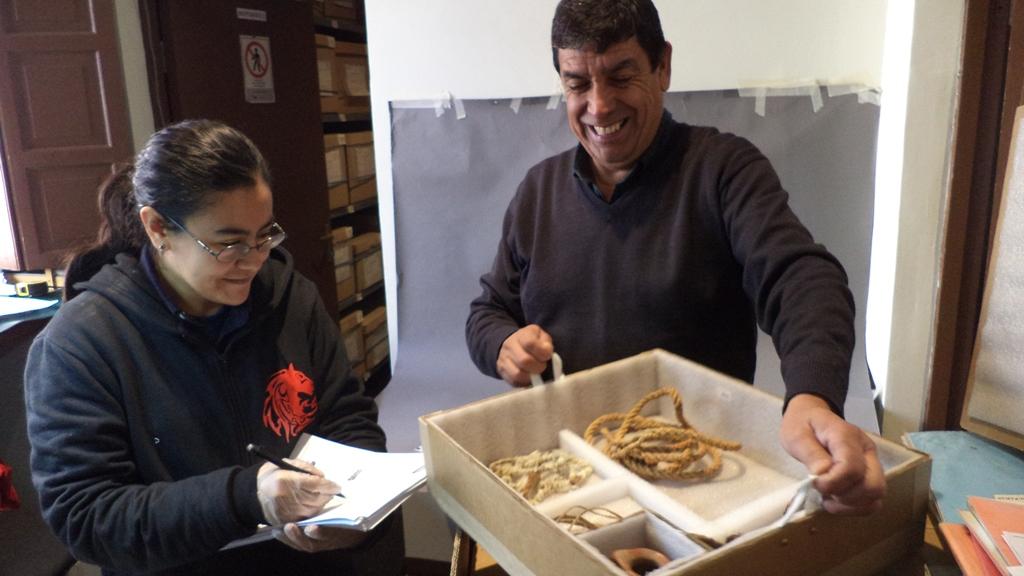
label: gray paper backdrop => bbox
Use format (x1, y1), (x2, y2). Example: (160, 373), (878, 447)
(378, 90), (879, 453)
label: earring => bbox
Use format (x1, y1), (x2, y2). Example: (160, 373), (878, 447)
(158, 242), (167, 254)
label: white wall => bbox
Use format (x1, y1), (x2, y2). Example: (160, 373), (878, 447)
(869, 0), (965, 440)
(367, 0), (885, 100)
(366, 0), (889, 377)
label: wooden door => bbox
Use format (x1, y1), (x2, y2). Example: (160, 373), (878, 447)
(0, 0), (133, 270)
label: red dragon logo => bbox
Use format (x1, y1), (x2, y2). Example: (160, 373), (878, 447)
(262, 363), (317, 441)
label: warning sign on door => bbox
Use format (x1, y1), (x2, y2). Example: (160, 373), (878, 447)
(240, 35), (275, 103)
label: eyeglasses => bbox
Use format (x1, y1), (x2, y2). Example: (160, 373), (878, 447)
(161, 213), (287, 263)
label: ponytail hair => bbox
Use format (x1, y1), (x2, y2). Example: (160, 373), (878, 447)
(63, 119), (271, 301)
(63, 163), (148, 300)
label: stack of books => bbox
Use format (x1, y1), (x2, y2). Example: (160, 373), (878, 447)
(903, 431), (1024, 576)
(942, 496), (1024, 575)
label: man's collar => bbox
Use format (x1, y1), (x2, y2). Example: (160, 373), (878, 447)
(572, 110), (674, 200)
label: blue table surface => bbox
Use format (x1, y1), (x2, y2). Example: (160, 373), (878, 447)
(0, 294), (60, 335)
(904, 430), (1024, 524)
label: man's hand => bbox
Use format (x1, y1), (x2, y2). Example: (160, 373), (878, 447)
(275, 523), (368, 553)
(256, 459), (342, 526)
(780, 394), (886, 515)
(497, 325), (553, 386)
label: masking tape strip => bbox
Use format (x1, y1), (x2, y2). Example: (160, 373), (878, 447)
(388, 96), (536, 116)
(739, 81), (827, 116)
(826, 84), (859, 97)
(546, 77), (563, 110)
(827, 84), (882, 107)
(857, 90), (880, 106)
(809, 86), (823, 113)
(740, 87), (767, 117)
(389, 99), (446, 109)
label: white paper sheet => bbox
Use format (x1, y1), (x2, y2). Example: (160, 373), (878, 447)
(1005, 531), (1024, 565)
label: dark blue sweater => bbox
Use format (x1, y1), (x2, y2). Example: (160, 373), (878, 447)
(24, 248), (386, 574)
(467, 114), (855, 413)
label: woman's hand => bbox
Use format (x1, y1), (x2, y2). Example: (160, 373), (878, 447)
(275, 523), (369, 553)
(256, 460), (341, 525)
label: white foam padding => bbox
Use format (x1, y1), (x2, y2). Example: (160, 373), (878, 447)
(579, 511), (705, 564)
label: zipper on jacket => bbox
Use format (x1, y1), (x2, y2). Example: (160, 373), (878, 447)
(213, 353), (252, 465)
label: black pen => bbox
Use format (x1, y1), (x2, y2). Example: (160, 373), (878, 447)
(246, 443), (345, 498)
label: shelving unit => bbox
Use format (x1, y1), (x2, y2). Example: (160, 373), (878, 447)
(313, 0), (389, 397)
(330, 196), (378, 218)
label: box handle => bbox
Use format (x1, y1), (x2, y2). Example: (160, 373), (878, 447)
(530, 352), (564, 387)
(771, 475), (818, 529)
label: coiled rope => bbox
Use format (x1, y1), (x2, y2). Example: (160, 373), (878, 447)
(584, 387), (741, 481)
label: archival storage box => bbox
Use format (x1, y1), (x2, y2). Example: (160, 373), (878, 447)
(419, 349), (931, 576)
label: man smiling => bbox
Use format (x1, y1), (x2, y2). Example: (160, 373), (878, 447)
(466, 0), (886, 516)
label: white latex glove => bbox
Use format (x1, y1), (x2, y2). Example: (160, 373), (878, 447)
(275, 523), (369, 553)
(256, 459), (342, 525)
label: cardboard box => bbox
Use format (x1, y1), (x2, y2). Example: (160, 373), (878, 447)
(326, 131), (375, 184)
(362, 306), (387, 348)
(365, 337), (388, 370)
(328, 183), (349, 210)
(335, 277), (355, 303)
(316, 46), (336, 94)
(324, 146), (346, 186)
(346, 139), (375, 182)
(320, 95), (342, 114)
(339, 310), (364, 362)
(314, 33), (336, 49)
(331, 226), (354, 243)
(339, 309), (362, 333)
(349, 177), (377, 205)
(351, 360), (367, 381)
(324, 130), (372, 147)
(341, 323), (363, 362)
(333, 241), (353, 267)
(311, 0), (326, 18)
(362, 305), (385, 329)
(333, 230), (354, 301)
(347, 232), (380, 256)
(335, 42), (369, 97)
(419, 349), (931, 575)
(324, 0), (360, 20)
(355, 249), (383, 291)
(334, 262), (353, 284)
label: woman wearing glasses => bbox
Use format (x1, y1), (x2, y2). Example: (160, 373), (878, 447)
(23, 120), (400, 575)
